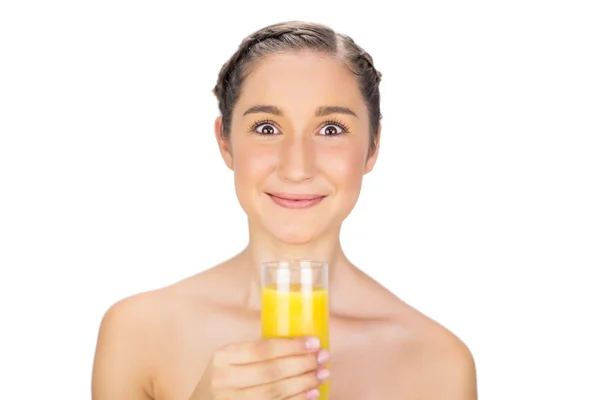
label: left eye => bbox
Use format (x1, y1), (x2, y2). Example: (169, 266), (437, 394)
(318, 125), (343, 136)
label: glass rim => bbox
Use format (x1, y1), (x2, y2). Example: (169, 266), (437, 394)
(261, 260), (328, 270)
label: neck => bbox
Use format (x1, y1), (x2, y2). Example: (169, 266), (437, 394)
(235, 221), (350, 309)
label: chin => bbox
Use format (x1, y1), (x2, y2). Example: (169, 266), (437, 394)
(267, 224), (320, 245)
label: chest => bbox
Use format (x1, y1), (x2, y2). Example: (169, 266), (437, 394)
(327, 342), (423, 399)
(152, 317), (422, 399)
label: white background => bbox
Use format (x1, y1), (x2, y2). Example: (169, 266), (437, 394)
(1, 0), (599, 399)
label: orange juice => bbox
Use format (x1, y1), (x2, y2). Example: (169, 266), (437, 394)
(261, 283), (330, 399)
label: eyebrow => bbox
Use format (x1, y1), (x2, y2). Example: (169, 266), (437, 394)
(242, 105), (358, 118)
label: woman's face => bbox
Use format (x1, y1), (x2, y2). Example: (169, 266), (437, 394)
(215, 51), (379, 244)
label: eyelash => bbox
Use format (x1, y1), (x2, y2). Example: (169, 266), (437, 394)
(249, 118), (351, 137)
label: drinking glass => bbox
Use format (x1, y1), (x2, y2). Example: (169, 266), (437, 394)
(261, 260), (330, 399)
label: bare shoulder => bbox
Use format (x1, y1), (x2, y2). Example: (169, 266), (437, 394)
(388, 292), (477, 399)
(349, 268), (477, 398)
(404, 313), (478, 399)
(91, 269), (219, 400)
(92, 289), (168, 399)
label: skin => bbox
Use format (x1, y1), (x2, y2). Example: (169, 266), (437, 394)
(92, 51), (477, 399)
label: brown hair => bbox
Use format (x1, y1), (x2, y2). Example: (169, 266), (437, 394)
(212, 21), (383, 153)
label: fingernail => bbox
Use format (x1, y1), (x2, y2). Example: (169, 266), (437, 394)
(317, 349), (330, 364)
(317, 368), (330, 380)
(305, 337), (320, 350)
(306, 388), (320, 399)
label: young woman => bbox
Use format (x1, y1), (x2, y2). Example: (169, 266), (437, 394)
(92, 20), (477, 400)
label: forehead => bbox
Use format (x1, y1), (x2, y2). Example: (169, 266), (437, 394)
(234, 51), (367, 118)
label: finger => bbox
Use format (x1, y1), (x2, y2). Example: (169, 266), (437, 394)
(284, 388), (321, 400)
(215, 336), (321, 365)
(234, 367), (328, 400)
(228, 349), (329, 387)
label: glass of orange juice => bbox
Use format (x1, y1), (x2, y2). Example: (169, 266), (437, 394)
(261, 260), (330, 399)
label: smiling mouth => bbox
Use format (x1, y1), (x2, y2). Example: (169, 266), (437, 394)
(266, 193), (326, 209)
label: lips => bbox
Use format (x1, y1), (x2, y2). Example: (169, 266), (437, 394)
(267, 192), (326, 209)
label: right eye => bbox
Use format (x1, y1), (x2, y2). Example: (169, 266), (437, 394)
(253, 122), (281, 136)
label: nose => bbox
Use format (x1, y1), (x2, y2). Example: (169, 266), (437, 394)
(277, 134), (316, 182)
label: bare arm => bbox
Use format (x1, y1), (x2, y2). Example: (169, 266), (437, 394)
(92, 297), (154, 400)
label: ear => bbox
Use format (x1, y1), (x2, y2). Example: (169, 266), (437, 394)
(364, 123), (381, 174)
(214, 116), (234, 170)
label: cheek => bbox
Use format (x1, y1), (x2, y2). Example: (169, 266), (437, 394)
(232, 143), (276, 189)
(319, 145), (366, 192)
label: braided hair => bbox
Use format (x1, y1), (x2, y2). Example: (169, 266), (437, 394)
(212, 21), (382, 153)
